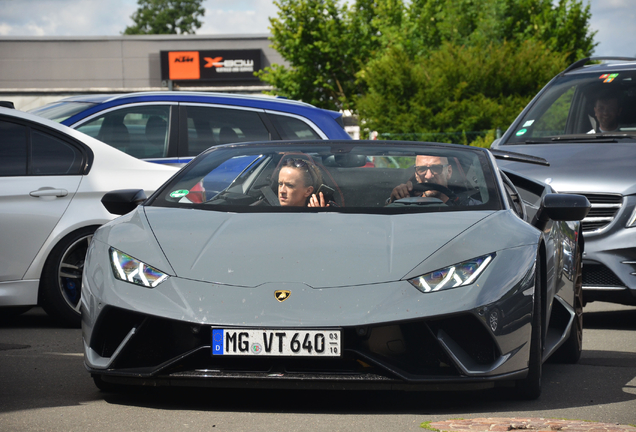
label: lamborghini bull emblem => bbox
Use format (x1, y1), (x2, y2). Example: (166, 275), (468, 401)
(275, 290), (291, 302)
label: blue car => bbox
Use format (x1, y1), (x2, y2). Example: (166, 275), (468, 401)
(30, 92), (351, 166)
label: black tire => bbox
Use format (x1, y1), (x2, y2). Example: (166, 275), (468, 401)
(515, 255), (543, 400)
(551, 248), (583, 364)
(39, 226), (98, 328)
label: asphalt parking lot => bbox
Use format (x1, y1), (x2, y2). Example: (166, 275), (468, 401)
(0, 301), (635, 431)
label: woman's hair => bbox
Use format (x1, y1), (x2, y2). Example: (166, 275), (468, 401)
(280, 158), (323, 191)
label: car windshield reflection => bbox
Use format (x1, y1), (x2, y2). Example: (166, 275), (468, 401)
(148, 142), (501, 213)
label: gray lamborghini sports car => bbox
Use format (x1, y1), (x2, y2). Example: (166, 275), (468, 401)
(82, 141), (590, 399)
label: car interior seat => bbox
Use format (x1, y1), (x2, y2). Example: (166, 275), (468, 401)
(188, 115), (217, 156)
(218, 127), (240, 144)
(586, 99), (598, 133)
(97, 117), (130, 153)
(618, 89), (636, 129)
(144, 115), (167, 158)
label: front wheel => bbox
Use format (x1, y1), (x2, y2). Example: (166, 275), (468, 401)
(39, 226), (98, 327)
(514, 255), (543, 399)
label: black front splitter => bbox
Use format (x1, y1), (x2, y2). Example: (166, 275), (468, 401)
(93, 369), (527, 391)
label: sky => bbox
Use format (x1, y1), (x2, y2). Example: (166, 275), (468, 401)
(0, 0), (634, 57)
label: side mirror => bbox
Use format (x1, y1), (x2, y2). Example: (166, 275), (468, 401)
(101, 189), (147, 215)
(534, 193), (591, 230)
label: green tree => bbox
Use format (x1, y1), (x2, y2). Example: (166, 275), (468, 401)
(499, 0), (596, 63)
(257, 0), (389, 111)
(356, 41), (569, 142)
(261, 0), (596, 145)
(399, 0), (595, 63)
(124, 0), (205, 35)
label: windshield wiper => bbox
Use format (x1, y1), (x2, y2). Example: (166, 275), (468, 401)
(512, 133), (636, 144)
(550, 133), (636, 142)
(543, 134), (636, 143)
(490, 149), (550, 166)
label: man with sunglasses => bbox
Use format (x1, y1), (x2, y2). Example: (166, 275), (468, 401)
(388, 155), (465, 205)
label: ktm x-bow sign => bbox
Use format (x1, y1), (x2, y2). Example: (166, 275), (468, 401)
(161, 49), (262, 82)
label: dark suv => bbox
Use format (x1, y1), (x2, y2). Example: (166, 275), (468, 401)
(30, 92), (351, 165)
(491, 57), (636, 306)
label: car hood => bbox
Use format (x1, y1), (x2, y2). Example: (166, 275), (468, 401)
(140, 207), (496, 288)
(495, 143), (636, 196)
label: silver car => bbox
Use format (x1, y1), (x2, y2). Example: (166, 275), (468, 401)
(0, 106), (178, 326)
(82, 140), (589, 399)
(491, 57), (636, 306)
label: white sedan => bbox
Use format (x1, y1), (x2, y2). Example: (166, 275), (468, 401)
(0, 105), (178, 326)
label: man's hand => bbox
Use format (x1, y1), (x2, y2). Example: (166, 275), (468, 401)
(389, 181), (413, 203)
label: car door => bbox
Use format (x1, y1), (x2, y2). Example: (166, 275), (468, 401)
(0, 117), (85, 282)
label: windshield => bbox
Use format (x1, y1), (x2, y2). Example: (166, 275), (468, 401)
(29, 101), (98, 122)
(505, 70), (636, 143)
(148, 142), (501, 214)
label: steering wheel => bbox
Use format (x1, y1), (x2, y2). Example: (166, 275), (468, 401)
(410, 182), (459, 205)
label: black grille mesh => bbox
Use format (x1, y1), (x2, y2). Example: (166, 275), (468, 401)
(583, 263), (624, 286)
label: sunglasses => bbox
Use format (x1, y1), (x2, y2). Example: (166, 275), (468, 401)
(284, 158), (310, 169)
(282, 158), (316, 184)
(415, 164), (447, 175)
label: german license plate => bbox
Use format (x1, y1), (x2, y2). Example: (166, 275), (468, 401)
(212, 328), (341, 357)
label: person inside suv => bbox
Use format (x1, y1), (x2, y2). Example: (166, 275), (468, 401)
(589, 92), (623, 133)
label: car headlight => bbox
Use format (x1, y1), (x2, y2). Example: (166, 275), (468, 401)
(627, 206), (636, 228)
(109, 247), (169, 288)
(408, 253), (495, 293)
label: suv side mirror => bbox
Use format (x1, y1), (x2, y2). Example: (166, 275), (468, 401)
(533, 193), (591, 230)
(101, 189), (147, 215)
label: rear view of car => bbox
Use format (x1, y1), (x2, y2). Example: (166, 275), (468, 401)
(491, 57), (636, 306)
(30, 92), (351, 166)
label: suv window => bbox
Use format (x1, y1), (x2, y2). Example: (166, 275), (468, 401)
(76, 105), (171, 158)
(505, 70), (636, 143)
(268, 113), (322, 140)
(531, 87), (575, 137)
(185, 106), (271, 156)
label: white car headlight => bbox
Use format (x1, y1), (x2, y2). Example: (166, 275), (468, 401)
(408, 253), (495, 293)
(109, 247), (169, 288)
(626, 206), (636, 228)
